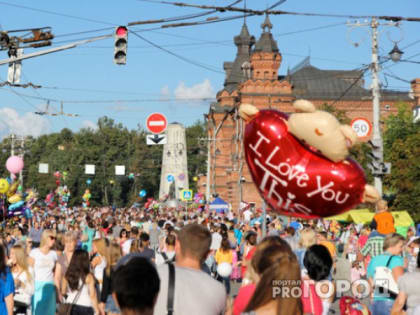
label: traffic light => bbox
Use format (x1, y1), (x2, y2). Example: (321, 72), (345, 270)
(367, 139), (384, 175)
(114, 26), (128, 65)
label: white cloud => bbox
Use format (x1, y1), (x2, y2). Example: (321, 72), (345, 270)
(81, 120), (98, 131)
(0, 107), (50, 138)
(174, 79), (215, 100)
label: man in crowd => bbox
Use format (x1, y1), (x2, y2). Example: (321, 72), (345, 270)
(28, 221), (43, 248)
(154, 223), (226, 315)
(371, 199), (396, 235)
(113, 257), (160, 315)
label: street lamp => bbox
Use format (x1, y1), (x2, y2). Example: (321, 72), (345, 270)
(389, 43), (404, 62)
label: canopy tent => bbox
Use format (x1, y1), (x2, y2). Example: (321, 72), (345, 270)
(326, 209), (414, 225)
(325, 209), (415, 236)
(209, 197), (229, 213)
(325, 209), (371, 223)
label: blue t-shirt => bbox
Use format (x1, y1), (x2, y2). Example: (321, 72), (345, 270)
(0, 268), (15, 314)
(367, 254), (404, 301)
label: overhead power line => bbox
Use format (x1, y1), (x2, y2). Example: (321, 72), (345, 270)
(128, 29), (224, 73)
(151, 2), (420, 23)
(128, 0), (242, 26)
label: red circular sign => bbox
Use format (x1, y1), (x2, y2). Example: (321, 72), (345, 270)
(146, 113), (167, 134)
(350, 117), (372, 138)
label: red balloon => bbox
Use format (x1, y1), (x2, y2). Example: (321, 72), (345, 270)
(244, 109), (367, 219)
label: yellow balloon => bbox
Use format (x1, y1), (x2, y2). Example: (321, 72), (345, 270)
(0, 179), (9, 194)
(8, 194), (22, 204)
(7, 181), (19, 197)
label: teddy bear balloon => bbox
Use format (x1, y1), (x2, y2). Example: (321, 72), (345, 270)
(239, 99), (380, 219)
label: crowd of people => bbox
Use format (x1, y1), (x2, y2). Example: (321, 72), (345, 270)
(0, 198), (418, 315)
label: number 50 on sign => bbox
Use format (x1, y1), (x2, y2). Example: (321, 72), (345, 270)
(350, 118), (372, 138)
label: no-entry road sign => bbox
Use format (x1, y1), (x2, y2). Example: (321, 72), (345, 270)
(146, 113), (167, 134)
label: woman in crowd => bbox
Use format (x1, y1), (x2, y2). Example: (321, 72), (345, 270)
(55, 231), (78, 302)
(118, 229), (128, 249)
(242, 242), (302, 315)
(294, 227), (317, 271)
(0, 245), (14, 315)
(10, 244), (34, 314)
(215, 236), (234, 294)
(91, 238), (107, 292)
(391, 247), (420, 315)
(81, 220), (96, 253)
(28, 229), (57, 315)
(100, 243), (122, 315)
(241, 232), (257, 284)
(233, 236), (294, 315)
(367, 233), (405, 315)
(155, 234), (176, 265)
(301, 244), (334, 315)
(62, 249), (101, 315)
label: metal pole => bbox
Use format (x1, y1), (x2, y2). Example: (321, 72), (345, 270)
(10, 134), (15, 156)
(371, 17), (383, 197)
(262, 201), (267, 238)
(19, 137), (24, 187)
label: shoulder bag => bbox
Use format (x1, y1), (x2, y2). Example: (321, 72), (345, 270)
(57, 284), (83, 315)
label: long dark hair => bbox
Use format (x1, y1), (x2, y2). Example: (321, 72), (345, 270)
(65, 249), (90, 291)
(244, 242), (302, 315)
(0, 245), (7, 278)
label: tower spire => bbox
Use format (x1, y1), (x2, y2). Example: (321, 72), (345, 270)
(261, 14), (273, 33)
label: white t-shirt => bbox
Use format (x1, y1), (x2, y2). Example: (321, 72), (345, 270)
(30, 248), (58, 282)
(122, 239), (133, 256)
(243, 210), (252, 222)
(154, 265), (226, 315)
(210, 232), (222, 251)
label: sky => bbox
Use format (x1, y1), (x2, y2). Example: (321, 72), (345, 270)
(0, 0), (419, 139)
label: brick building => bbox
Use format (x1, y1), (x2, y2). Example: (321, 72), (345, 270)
(199, 16), (420, 212)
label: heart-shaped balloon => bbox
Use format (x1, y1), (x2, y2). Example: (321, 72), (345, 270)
(244, 109), (368, 219)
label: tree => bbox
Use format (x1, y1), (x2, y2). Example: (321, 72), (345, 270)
(0, 117), (207, 208)
(383, 103), (420, 220)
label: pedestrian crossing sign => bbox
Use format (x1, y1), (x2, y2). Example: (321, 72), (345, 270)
(180, 189), (193, 201)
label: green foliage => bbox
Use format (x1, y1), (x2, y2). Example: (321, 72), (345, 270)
(382, 103), (420, 220)
(0, 117), (207, 207)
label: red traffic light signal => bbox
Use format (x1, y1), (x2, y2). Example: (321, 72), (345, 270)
(114, 26), (128, 65)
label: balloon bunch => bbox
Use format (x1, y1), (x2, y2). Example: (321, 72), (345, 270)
(82, 189), (91, 208)
(144, 197), (157, 210)
(45, 191), (56, 209)
(22, 188), (37, 219)
(56, 185), (71, 211)
(54, 171), (62, 186)
(193, 193), (205, 204)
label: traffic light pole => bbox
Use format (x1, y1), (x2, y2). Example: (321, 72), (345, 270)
(370, 17), (383, 197)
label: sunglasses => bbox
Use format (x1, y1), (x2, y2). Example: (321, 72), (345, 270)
(49, 236), (56, 240)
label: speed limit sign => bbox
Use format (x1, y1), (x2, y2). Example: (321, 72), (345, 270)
(350, 118), (372, 138)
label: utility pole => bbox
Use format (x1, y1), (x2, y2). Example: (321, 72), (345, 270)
(370, 17), (383, 197)
(347, 18), (403, 198)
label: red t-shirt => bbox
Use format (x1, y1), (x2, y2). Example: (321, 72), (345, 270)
(233, 284), (256, 315)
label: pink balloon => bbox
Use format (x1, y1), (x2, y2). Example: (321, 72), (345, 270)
(6, 156), (24, 174)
